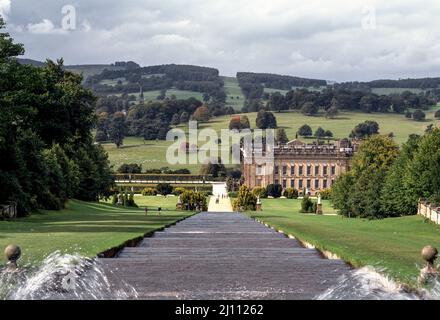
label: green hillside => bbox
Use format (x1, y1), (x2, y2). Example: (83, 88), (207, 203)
(223, 76), (245, 111)
(103, 109), (440, 172)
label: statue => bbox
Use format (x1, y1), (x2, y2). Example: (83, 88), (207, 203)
(4, 244), (21, 271)
(316, 193), (323, 215)
(419, 245), (439, 285)
(117, 193), (123, 206)
(176, 195), (183, 210)
(256, 196), (262, 211)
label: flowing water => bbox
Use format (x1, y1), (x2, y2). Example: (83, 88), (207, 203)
(315, 266), (440, 300)
(1, 251), (440, 300)
(0, 252), (138, 300)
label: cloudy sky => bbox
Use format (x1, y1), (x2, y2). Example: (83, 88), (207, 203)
(1, 0), (440, 81)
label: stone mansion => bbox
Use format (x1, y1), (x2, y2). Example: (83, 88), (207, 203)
(242, 139), (357, 195)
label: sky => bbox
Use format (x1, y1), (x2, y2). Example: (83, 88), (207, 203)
(1, 0), (440, 82)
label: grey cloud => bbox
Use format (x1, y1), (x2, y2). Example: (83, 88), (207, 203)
(4, 0), (440, 81)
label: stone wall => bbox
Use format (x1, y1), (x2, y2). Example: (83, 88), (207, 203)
(418, 199), (440, 224)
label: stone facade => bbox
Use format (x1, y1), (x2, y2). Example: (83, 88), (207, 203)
(242, 139), (356, 195)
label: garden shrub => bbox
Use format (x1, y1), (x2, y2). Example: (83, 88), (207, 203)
(173, 187), (187, 195)
(266, 184), (283, 198)
(252, 187), (268, 198)
(283, 188), (299, 199)
(300, 195), (315, 213)
(156, 183), (173, 195)
(319, 189), (332, 200)
(141, 188), (157, 196)
(125, 192), (138, 207)
(233, 185), (257, 211)
(180, 190), (208, 211)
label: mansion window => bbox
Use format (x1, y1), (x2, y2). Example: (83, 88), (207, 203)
(314, 179), (319, 189)
(299, 165), (303, 175)
(290, 179), (295, 188)
(282, 165), (287, 175)
(306, 179), (311, 189)
(299, 180), (303, 189)
(323, 165), (328, 176)
(256, 165), (263, 176)
(307, 165), (311, 176)
(315, 165), (319, 175)
(331, 166), (336, 175)
(282, 180), (287, 188)
(256, 179), (262, 187)
(291, 165), (295, 175)
(323, 179), (328, 189)
(274, 166), (279, 175)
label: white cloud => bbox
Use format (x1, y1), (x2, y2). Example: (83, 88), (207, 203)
(81, 19), (91, 32)
(27, 19), (67, 34)
(0, 0), (11, 20)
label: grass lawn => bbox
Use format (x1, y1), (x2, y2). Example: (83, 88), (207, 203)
(117, 89), (204, 102)
(247, 198), (440, 287)
(0, 198), (192, 266)
(223, 76), (245, 111)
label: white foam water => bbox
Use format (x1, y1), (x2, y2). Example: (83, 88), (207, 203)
(0, 251), (138, 300)
(315, 266), (440, 300)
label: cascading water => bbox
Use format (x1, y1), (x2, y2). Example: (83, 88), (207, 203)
(315, 266), (440, 300)
(0, 251), (138, 300)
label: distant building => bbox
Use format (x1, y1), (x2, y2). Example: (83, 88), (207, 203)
(242, 139), (357, 195)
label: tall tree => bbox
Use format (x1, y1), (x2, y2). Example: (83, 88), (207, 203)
(256, 110), (277, 129)
(109, 112), (126, 148)
(275, 128), (289, 145)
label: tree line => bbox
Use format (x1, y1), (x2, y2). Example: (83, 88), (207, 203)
(85, 64), (226, 104)
(237, 72), (326, 95)
(242, 87), (437, 116)
(96, 98), (236, 146)
(332, 128), (440, 219)
(0, 19), (114, 216)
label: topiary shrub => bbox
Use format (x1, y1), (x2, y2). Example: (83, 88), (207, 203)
(266, 184), (283, 198)
(232, 185), (257, 211)
(156, 183), (173, 195)
(173, 187), (187, 195)
(141, 188), (157, 196)
(252, 186), (268, 198)
(125, 192), (138, 207)
(319, 189), (332, 200)
(283, 188), (299, 199)
(180, 190), (208, 211)
(300, 195), (315, 213)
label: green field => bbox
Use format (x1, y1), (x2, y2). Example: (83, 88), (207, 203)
(248, 198), (440, 287)
(371, 88), (426, 95)
(223, 76), (245, 111)
(263, 87), (290, 95)
(179, 109), (440, 145)
(104, 110), (440, 171)
(118, 89), (204, 102)
(0, 198), (191, 266)
(66, 65), (126, 81)
(99, 77), (128, 86)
